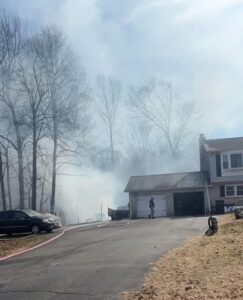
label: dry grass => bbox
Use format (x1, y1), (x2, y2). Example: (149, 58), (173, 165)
(0, 234), (51, 258)
(123, 214), (243, 300)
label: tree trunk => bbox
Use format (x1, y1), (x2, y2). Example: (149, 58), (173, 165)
(109, 126), (115, 170)
(6, 150), (12, 209)
(40, 179), (45, 213)
(50, 128), (57, 214)
(31, 120), (37, 210)
(17, 143), (25, 209)
(0, 151), (7, 210)
(165, 133), (178, 160)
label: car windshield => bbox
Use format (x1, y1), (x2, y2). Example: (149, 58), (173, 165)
(23, 210), (43, 217)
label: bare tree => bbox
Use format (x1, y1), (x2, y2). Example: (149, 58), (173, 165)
(0, 12), (26, 208)
(0, 149), (6, 210)
(5, 147), (12, 209)
(0, 10), (22, 77)
(38, 163), (50, 213)
(32, 27), (88, 213)
(15, 35), (49, 210)
(0, 140), (12, 209)
(129, 79), (197, 159)
(124, 122), (154, 173)
(0, 13), (89, 213)
(37, 145), (51, 212)
(96, 75), (121, 170)
(0, 96), (29, 209)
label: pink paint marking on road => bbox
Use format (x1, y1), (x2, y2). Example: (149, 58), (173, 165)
(0, 229), (65, 262)
(0, 222), (106, 262)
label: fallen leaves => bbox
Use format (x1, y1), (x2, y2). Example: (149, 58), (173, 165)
(123, 214), (243, 300)
(0, 234), (51, 258)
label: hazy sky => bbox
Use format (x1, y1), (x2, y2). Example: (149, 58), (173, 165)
(1, 0), (243, 139)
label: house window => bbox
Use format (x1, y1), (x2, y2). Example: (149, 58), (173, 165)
(237, 185), (243, 196)
(222, 154), (229, 169)
(225, 186), (235, 197)
(230, 153), (243, 168)
(225, 185), (243, 197)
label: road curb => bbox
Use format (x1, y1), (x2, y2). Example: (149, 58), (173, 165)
(0, 229), (65, 263)
(0, 221), (107, 263)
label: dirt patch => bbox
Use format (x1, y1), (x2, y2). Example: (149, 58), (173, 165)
(122, 214), (243, 300)
(0, 234), (52, 258)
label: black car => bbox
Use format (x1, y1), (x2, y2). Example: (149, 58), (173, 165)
(0, 209), (57, 235)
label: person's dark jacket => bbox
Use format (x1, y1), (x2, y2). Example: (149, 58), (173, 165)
(149, 198), (155, 208)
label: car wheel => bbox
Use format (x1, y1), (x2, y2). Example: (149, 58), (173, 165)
(46, 229), (52, 233)
(7, 232), (12, 236)
(31, 224), (40, 234)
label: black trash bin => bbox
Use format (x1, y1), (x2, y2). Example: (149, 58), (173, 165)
(215, 200), (224, 214)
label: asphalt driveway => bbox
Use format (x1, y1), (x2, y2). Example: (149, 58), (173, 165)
(0, 217), (208, 300)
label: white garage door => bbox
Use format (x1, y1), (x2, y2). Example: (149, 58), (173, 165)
(136, 194), (167, 218)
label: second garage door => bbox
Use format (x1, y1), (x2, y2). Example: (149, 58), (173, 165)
(136, 194), (167, 218)
(174, 192), (204, 216)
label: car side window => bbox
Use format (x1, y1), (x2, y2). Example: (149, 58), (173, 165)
(12, 212), (27, 220)
(0, 212), (11, 219)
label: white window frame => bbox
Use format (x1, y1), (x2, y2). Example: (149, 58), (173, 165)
(230, 153), (243, 169)
(236, 185), (243, 196)
(222, 154), (229, 169)
(225, 184), (243, 197)
(221, 151), (243, 170)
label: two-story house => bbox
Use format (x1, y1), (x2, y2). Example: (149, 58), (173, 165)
(124, 134), (243, 218)
(200, 134), (243, 214)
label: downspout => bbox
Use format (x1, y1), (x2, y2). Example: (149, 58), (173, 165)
(205, 180), (211, 215)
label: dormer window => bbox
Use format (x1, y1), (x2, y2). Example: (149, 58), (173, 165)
(230, 153), (243, 168)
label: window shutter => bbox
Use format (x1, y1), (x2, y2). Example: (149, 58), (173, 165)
(220, 185), (225, 197)
(216, 154), (221, 177)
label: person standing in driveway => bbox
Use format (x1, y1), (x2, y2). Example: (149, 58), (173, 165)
(149, 197), (155, 219)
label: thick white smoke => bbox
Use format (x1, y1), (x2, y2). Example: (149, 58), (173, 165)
(56, 168), (125, 224)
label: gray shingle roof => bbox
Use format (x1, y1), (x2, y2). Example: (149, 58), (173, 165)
(124, 171), (208, 193)
(204, 137), (243, 152)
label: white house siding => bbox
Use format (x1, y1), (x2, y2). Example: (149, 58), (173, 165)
(212, 175), (243, 183)
(129, 189), (207, 218)
(129, 193), (136, 219)
(209, 152), (243, 182)
(221, 150), (243, 177)
(165, 193), (174, 216)
(208, 183), (243, 211)
(208, 184), (220, 207)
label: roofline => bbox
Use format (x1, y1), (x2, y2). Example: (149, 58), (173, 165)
(124, 184), (213, 193)
(205, 136), (243, 142)
(128, 170), (206, 179)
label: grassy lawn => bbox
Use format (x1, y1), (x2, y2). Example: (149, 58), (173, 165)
(0, 234), (53, 258)
(123, 214), (243, 300)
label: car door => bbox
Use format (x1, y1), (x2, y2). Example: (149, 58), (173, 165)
(11, 211), (30, 233)
(0, 211), (12, 233)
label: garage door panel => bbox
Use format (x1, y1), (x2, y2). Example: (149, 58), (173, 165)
(174, 192), (204, 216)
(136, 194), (167, 218)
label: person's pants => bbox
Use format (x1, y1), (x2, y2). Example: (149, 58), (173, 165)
(150, 207), (154, 218)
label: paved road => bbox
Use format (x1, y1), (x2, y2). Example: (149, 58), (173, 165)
(0, 217), (207, 300)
